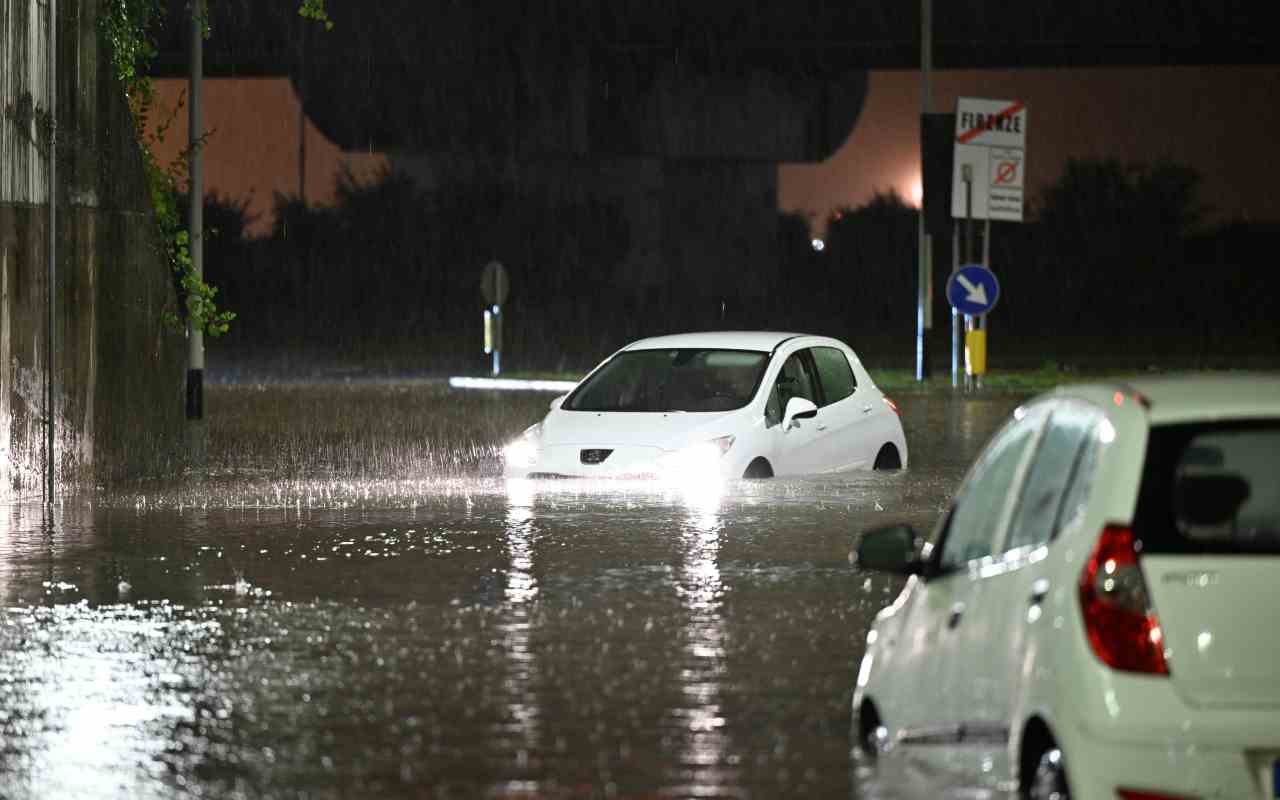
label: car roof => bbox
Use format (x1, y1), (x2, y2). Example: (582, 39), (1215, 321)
(621, 331), (813, 353)
(1051, 373), (1280, 426)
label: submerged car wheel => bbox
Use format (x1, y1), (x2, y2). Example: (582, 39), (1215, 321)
(872, 444), (901, 471)
(742, 458), (773, 479)
(1026, 746), (1070, 800)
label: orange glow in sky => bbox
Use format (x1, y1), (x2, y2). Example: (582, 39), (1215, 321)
(148, 78), (388, 237)
(779, 66), (1280, 235)
(908, 174), (923, 207)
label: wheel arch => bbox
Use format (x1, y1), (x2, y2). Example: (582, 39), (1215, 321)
(854, 696), (884, 757)
(1018, 715), (1057, 792)
(873, 442), (902, 470)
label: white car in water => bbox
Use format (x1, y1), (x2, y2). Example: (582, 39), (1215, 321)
(852, 374), (1280, 800)
(502, 331), (907, 480)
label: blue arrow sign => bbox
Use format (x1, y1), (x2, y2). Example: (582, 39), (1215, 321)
(946, 264), (1001, 315)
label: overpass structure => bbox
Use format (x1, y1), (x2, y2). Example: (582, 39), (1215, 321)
(140, 1), (1277, 297)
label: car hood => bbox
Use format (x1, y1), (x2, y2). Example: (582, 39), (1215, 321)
(541, 409), (739, 450)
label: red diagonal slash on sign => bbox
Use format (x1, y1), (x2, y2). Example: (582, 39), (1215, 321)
(957, 100), (1026, 144)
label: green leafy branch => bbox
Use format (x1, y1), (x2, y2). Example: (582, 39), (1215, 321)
(298, 0), (334, 30)
(101, 0), (233, 337)
(100, 0), (331, 338)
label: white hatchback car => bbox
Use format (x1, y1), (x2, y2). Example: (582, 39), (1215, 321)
(852, 375), (1280, 800)
(502, 331), (907, 480)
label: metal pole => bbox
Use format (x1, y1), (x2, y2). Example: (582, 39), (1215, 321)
(492, 305), (501, 377)
(982, 218), (991, 268)
(963, 165), (974, 391)
(186, 3), (204, 421)
(951, 222), (960, 387)
(964, 168), (974, 265)
(298, 35), (306, 200)
(45, 0), (57, 505)
(979, 217), (990, 390)
(915, 0), (932, 382)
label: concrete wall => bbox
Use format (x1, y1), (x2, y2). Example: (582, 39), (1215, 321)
(1, 0), (187, 498)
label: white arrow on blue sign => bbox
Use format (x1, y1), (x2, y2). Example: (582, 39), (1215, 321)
(946, 264), (1001, 315)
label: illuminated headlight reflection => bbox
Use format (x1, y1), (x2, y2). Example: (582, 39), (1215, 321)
(503, 423), (543, 468)
(659, 435), (735, 478)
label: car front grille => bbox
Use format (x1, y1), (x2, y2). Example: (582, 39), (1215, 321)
(580, 448), (613, 465)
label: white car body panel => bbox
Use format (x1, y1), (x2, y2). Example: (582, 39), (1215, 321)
(1142, 555), (1280, 709)
(854, 374), (1280, 799)
(503, 331), (908, 480)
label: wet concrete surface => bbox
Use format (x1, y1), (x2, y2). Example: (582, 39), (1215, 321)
(0, 388), (1025, 799)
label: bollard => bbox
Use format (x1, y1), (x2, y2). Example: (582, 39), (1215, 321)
(965, 327), (987, 382)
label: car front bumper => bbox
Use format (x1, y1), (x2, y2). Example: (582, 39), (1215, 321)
(503, 442), (746, 481)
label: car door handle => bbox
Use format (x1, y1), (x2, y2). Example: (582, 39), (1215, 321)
(862, 405), (874, 414)
(816, 423), (828, 431)
(947, 602), (965, 630)
(1029, 579), (1050, 606)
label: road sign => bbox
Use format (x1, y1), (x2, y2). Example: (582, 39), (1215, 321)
(951, 97), (1028, 222)
(480, 260), (509, 305)
(946, 264), (1001, 316)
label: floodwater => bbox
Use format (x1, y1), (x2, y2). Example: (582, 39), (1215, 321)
(0, 386), (1023, 799)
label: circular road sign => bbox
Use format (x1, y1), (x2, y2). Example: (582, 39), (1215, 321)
(480, 260), (509, 306)
(946, 263), (1000, 316)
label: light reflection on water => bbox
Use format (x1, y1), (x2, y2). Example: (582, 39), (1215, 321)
(674, 484), (733, 791)
(0, 391), (1024, 799)
(497, 479), (543, 797)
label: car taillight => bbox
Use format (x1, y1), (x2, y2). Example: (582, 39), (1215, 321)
(1116, 789), (1199, 800)
(1078, 525), (1169, 675)
(883, 396), (900, 415)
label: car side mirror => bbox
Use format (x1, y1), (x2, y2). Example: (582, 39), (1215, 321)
(854, 524), (926, 576)
(549, 395), (566, 411)
(783, 397), (818, 429)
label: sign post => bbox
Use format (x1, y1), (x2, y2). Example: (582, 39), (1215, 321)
(951, 97), (1027, 387)
(480, 261), (509, 377)
(946, 264), (1001, 389)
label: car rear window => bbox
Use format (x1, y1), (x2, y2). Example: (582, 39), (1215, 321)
(1134, 420), (1280, 555)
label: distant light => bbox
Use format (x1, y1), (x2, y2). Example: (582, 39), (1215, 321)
(449, 377), (578, 393)
(1098, 419), (1117, 444)
(811, 238), (825, 252)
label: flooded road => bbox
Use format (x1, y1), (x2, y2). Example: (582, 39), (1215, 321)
(0, 386), (1023, 799)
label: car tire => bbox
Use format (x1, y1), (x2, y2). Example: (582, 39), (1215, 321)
(872, 444), (901, 471)
(742, 458), (773, 479)
(1026, 745), (1070, 800)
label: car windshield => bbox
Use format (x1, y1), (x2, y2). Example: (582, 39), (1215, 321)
(564, 349), (769, 412)
(1134, 419), (1280, 554)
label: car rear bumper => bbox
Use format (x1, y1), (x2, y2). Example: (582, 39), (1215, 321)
(1059, 725), (1278, 799)
(1053, 685), (1280, 800)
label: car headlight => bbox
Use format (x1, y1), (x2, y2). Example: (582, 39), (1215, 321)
(503, 422), (543, 468)
(659, 435), (735, 475)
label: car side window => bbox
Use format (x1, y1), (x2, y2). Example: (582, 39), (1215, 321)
(766, 352), (818, 427)
(1006, 405), (1099, 551)
(810, 346), (858, 407)
(1056, 421), (1102, 535)
(765, 381), (782, 427)
(937, 414), (1040, 571)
